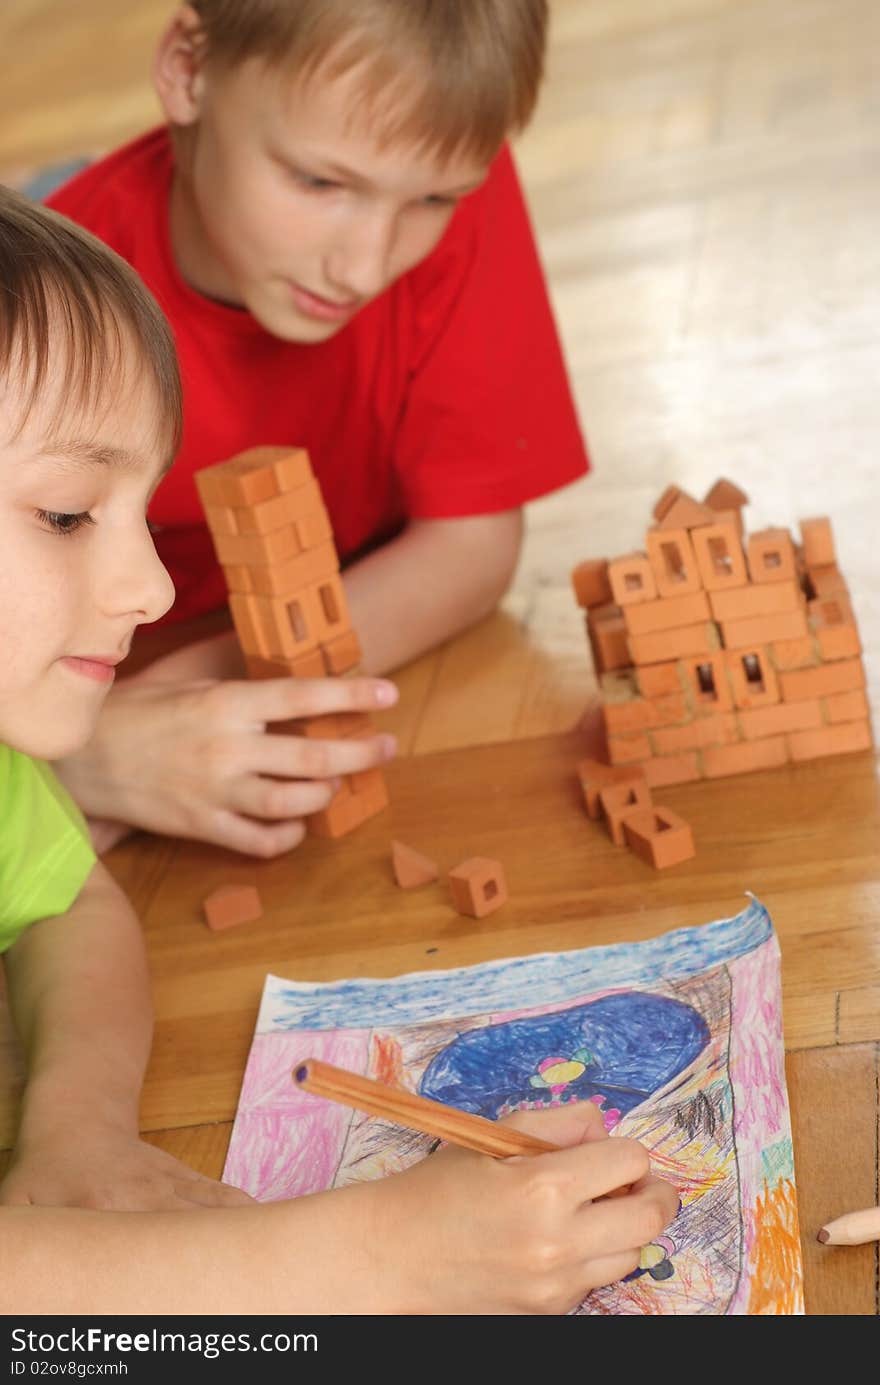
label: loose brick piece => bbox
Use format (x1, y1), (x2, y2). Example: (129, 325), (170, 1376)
(690, 519), (748, 591)
(576, 760), (646, 819)
(768, 636), (818, 672)
(799, 516), (836, 569)
(651, 712), (739, 756)
(587, 605), (631, 673)
(628, 622), (717, 666)
(621, 806), (696, 869)
(739, 699), (822, 741)
(806, 565), (848, 600)
(823, 689), (869, 724)
(448, 857), (508, 919)
(656, 494), (717, 531)
(746, 528), (797, 585)
(720, 608), (809, 650)
(702, 736), (788, 778)
(645, 527), (702, 598)
(779, 657), (865, 703)
(788, 720), (872, 762)
(308, 770), (389, 838)
(808, 595), (861, 662)
(623, 589), (710, 636)
(704, 477), (749, 512)
(599, 778), (652, 846)
(710, 578), (802, 623)
(678, 652), (733, 714)
(391, 841), (439, 889)
(203, 884), (262, 932)
(641, 752), (701, 787)
(652, 485), (684, 521)
(608, 552), (658, 607)
(571, 559), (612, 609)
(635, 661), (682, 698)
(726, 647), (780, 710)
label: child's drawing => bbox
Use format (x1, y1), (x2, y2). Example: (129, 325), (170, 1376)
(225, 896), (803, 1314)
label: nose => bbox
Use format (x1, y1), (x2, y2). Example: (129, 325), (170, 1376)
(102, 522), (175, 628)
(326, 208), (397, 301)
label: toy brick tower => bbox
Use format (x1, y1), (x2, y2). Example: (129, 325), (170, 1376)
(572, 480), (871, 787)
(196, 445), (388, 837)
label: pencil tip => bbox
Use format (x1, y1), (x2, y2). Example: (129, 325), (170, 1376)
(817, 1228), (830, 1243)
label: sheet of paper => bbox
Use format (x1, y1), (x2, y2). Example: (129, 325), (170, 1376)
(225, 895), (803, 1314)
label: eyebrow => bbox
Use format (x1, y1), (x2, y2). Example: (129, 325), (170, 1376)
(40, 439), (174, 477)
(301, 153), (487, 199)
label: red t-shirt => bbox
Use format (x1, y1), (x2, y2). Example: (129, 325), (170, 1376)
(49, 128), (588, 623)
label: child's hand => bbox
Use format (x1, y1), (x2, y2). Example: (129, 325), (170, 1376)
(368, 1102), (678, 1314)
(0, 1127), (254, 1212)
(56, 673), (398, 856)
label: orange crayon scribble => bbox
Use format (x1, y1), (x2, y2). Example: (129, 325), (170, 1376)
(747, 1178), (803, 1315)
(370, 1032), (406, 1090)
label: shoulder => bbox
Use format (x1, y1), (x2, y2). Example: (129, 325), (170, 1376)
(46, 126), (173, 248)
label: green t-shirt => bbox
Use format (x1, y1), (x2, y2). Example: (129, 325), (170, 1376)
(0, 746), (96, 954)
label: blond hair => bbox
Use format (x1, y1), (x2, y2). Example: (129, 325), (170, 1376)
(190, 0), (548, 163)
(0, 184), (182, 454)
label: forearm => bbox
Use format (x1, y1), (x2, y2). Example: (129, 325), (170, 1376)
(4, 863), (153, 1138)
(345, 511), (524, 673)
(1, 1180), (399, 1315)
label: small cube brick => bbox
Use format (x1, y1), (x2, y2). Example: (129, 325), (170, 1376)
(448, 857), (508, 919)
(621, 806), (695, 869)
(203, 884), (262, 932)
(599, 778), (652, 846)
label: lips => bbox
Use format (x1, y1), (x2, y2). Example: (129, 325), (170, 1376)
(288, 280), (360, 323)
(60, 655), (123, 685)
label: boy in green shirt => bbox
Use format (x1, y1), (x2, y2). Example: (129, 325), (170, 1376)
(0, 186), (675, 1313)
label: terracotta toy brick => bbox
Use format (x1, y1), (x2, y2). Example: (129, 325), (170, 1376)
(787, 719), (872, 762)
(302, 574), (351, 643)
(587, 605), (630, 673)
(448, 857), (508, 919)
(652, 485), (683, 521)
(621, 805), (695, 869)
(704, 478), (749, 512)
(650, 712), (738, 756)
(726, 647), (780, 710)
(203, 504), (239, 537)
(823, 689), (869, 724)
(298, 711), (373, 738)
(571, 559), (612, 609)
(228, 593), (268, 659)
(212, 523), (301, 569)
(288, 648), (327, 678)
(576, 759), (647, 818)
(645, 527), (702, 598)
(295, 507), (334, 550)
(720, 608), (809, 650)
(799, 516), (836, 569)
(392, 841), (439, 889)
(806, 565), (848, 600)
(608, 552), (658, 607)
(600, 671), (688, 734)
(768, 635), (818, 672)
(702, 736), (788, 778)
(252, 590), (320, 659)
(808, 595), (861, 661)
(622, 589), (710, 636)
(195, 446), (283, 508)
(308, 769), (389, 838)
(679, 652), (734, 713)
(239, 541), (338, 599)
(599, 777), (652, 845)
(656, 493), (717, 531)
(321, 629), (362, 674)
(746, 528), (796, 584)
(628, 621), (716, 666)
(779, 657), (865, 703)
(231, 488), (303, 537)
(636, 661), (682, 698)
(203, 884), (262, 932)
(641, 752), (701, 787)
(710, 578), (802, 623)
(607, 728), (652, 764)
(690, 519), (748, 591)
(738, 699), (822, 741)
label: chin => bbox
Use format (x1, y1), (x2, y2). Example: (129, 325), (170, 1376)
(251, 299), (347, 345)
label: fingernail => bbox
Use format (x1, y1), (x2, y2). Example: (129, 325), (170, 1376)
(373, 680), (399, 707)
(379, 734), (398, 760)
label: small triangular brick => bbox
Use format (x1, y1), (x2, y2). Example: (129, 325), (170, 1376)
(704, 477), (749, 511)
(656, 493), (718, 530)
(652, 485), (682, 521)
(391, 840), (439, 889)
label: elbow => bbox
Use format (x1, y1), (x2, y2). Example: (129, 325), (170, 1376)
(474, 508), (525, 617)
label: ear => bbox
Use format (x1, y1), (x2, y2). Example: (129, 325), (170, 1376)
(153, 4), (209, 127)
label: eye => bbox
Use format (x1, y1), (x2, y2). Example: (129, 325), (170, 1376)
(292, 169), (339, 193)
(36, 509), (94, 537)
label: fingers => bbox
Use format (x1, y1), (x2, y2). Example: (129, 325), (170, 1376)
(244, 675), (398, 727)
(575, 1172), (679, 1250)
(499, 1101), (609, 1148)
(521, 1134), (652, 1205)
(203, 811), (308, 859)
(231, 775), (341, 822)
(173, 1179), (256, 1209)
(252, 729), (397, 783)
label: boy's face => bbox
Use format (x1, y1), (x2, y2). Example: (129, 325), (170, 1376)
(0, 353), (175, 760)
(165, 56), (491, 343)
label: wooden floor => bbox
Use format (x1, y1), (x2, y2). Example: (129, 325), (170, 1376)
(1, 0), (879, 1314)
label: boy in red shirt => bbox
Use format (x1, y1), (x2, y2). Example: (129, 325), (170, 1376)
(50, 0), (589, 856)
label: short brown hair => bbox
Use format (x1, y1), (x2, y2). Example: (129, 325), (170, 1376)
(0, 184), (182, 455)
(190, 0), (548, 164)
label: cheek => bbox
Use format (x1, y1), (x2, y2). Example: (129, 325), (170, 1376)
(391, 212), (455, 280)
